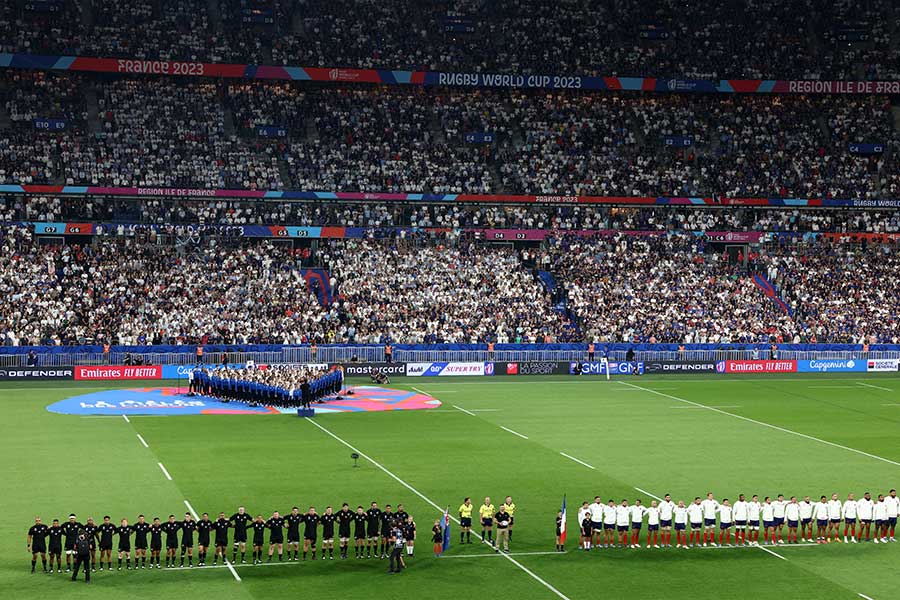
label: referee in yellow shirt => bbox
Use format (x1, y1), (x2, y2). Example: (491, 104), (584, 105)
(458, 498), (474, 544)
(503, 496), (517, 541)
(479, 497), (495, 547)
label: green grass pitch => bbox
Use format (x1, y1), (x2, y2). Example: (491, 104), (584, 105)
(2, 374), (899, 600)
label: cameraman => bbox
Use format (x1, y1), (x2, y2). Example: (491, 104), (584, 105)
(72, 530), (92, 583)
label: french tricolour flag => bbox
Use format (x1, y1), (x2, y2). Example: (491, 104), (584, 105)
(559, 495), (567, 544)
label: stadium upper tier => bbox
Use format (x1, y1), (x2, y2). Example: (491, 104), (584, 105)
(2, 73), (899, 199)
(1, 0), (899, 80)
(1, 226), (897, 347)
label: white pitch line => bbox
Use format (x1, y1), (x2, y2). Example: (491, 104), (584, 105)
(857, 382), (893, 392)
(634, 487), (663, 501)
(858, 594), (875, 600)
(452, 404), (476, 416)
(440, 550), (565, 559)
(122, 414), (130, 423)
(304, 418), (571, 600)
(499, 425), (529, 440)
(669, 405), (742, 409)
(158, 462), (173, 481)
(136, 434), (149, 448)
(881, 404), (900, 407)
(224, 559), (242, 582)
(559, 452), (595, 470)
(184, 499), (199, 520)
(808, 385), (861, 389)
(619, 382), (900, 468)
(756, 545), (788, 561)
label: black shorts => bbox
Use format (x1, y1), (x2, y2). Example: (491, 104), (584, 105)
(323, 531), (335, 542)
(118, 543), (131, 552)
(460, 517), (472, 528)
(31, 544), (47, 553)
(481, 518), (493, 527)
(99, 542), (113, 551)
(181, 541), (193, 549)
(304, 533), (317, 542)
(151, 542), (162, 552)
(269, 536), (284, 545)
(287, 533), (300, 544)
(49, 546), (62, 555)
(166, 539), (179, 549)
(64, 540), (76, 551)
(215, 538), (228, 548)
(338, 529), (351, 540)
(367, 528), (379, 538)
(135, 540), (148, 550)
(233, 530), (247, 543)
(355, 530), (366, 540)
(253, 538), (265, 547)
(198, 537), (210, 547)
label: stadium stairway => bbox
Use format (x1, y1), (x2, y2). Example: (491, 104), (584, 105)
(537, 270), (558, 294)
(752, 274), (793, 315)
(302, 269), (334, 306)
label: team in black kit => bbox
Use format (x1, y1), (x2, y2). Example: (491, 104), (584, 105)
(27, 503), (420, 579)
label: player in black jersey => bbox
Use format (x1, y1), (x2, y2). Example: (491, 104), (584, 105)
(117, 518), (133, 570)
(250, 516), (266, 564)
(150, 517), (163, 568)
(395, 504), (409, 525)
(26, 517), (49, 573)
(180, 513), (196, 567)
(337, 503), (353, 559)
(133, 515), (151, 569)
(98, 516), (116, 571)
(265, 511), (285, 562)
(380, 504), (395, 559)
(83, 518), (98, 572)
(61, 514), (82, 572)
(285, 507), (302, 561)
(365, 502), (381, 558)
(353, 506), (367, 558)
(47, 518), (64, 573)
(230, 507), (252, 564)
(404, 515), (416, 557)
(212, 512), (230, 565)
(196, 513), (214, 566)
(320, 506), (336, 560)
(162, 515), (180, 568)
(302, 507), (320, 560)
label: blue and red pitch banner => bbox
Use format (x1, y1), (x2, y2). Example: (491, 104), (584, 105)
(4, 53), (900, 95)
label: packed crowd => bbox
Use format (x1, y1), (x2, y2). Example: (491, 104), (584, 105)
(7, 195), (900, 236)
(2, 0), (898, 79)
(319, 238), (575, 344)
(2, 74), (898, 199)
(2, 222), (899, 347)
(0, 227), (324, 346)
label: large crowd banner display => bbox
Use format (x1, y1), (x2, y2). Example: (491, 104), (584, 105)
(4, 53), (900, 95)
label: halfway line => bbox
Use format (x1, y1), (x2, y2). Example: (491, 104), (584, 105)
(184, 499), (199, 520)
(136, 434), (149, 448)
(634, 487), (663, 501)
(122, 414), (130, 423)
(158, 462), (173, 481)
(756, 545), (787, 561)
(304, 418), (571, 600)
(619, 382), (900, 468)
(560, 452), (595, 470)
(499, 425), (529, 440)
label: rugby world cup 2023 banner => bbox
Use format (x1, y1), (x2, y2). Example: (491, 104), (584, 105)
(4, 53), (900, 95)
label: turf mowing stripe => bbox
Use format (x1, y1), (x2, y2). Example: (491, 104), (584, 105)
(499, 425), (529, 439)
(158, 462), (173, 480)
(669, 405), (742, 409)
(634, 487), (663, 501)
(304, 418), (572, 600)
(136, 434), (149, 448)
(122, 414), (130, 423)
(857, 383), (893, 392)
(559, 452), (594, 469)
(619, 382), (900, 468)
(452, 404), (476, 416)
(440, 551), (565, 559)
(184, 499), (199, 519)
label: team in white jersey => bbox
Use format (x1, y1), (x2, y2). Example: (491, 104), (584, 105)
(571, 488), (899, 550)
